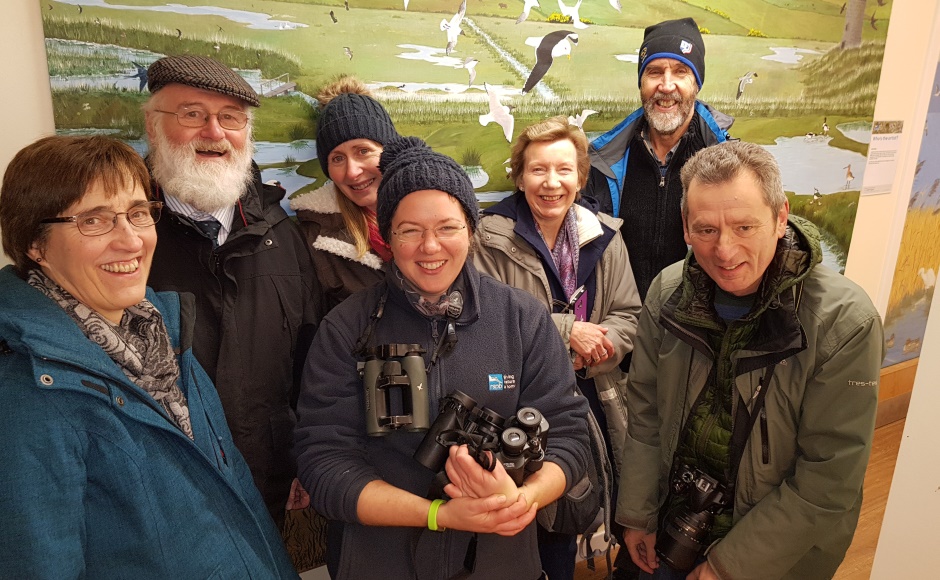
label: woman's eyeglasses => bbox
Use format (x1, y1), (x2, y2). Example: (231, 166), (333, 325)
(392, 224), (467, 244)
(41, 201), (163, 237)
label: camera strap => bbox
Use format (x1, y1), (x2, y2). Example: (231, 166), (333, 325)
(728, 361), (777, 486)
(353, 283), (389, 358)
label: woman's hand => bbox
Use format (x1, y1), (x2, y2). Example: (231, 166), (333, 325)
(443, 444), (521, 503)
(569, 321), (615, 367)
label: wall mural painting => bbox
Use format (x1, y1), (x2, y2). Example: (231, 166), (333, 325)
(882, 56), (940, 368)
(42, 0), (893, 273)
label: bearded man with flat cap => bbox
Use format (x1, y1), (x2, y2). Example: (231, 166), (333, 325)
(586, 17), (733, 305)
(143, 55), (321, 528)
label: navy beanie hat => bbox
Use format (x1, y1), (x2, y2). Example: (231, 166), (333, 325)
(316, 92), (399, 175)
(377, 136), (479, 243)
(638, 17), (705, 89)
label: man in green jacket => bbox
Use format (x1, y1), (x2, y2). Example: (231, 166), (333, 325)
(619, 141), (884, 580)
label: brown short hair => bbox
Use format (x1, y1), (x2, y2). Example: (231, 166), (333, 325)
(0, 135), (151, 273)
(509, 116), (590, 193)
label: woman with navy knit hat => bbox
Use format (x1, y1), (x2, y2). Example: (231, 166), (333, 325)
(291, 76), (400, 313)
(294, 136), (591, 579)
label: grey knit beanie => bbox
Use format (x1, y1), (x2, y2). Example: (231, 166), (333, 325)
(377, 136), (479, 243)
(147, 55), (260, 107)
(316, 92), (399, 175)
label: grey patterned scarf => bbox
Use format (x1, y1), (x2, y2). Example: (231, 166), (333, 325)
(27, 269), (194, 440)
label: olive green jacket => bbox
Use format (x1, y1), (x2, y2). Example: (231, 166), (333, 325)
(618, 217), (884, 579)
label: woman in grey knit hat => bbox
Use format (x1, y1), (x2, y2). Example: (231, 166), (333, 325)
(290, 76), (400, 313)
(294, 136), (592, 579)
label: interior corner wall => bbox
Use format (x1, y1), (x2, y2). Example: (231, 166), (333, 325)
(843, 0), (940, 315)
(871, 257), (940, 576)
(0, 0), (55, 269)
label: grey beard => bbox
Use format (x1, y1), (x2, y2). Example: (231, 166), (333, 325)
(148, 128), (254, 213)
(643, 90), (696, 136)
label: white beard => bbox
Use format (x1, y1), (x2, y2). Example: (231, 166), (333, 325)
(643, 89), (697, 136)
(148, 123), (255, 213)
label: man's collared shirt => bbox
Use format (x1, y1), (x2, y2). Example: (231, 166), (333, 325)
(163, 194), (235, 246)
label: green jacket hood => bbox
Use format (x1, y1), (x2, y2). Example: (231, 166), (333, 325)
(674, 215), (822, 329)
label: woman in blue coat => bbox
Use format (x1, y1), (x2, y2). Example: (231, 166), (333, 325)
(0, 135), (296, 579)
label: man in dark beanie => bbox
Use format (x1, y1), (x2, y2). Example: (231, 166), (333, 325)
(142, 54), (322, 531)
(585, 17), (733, 304)
(583, 20), (733, 577)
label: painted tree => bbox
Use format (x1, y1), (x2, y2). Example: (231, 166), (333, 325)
(840, 0), (868, 49)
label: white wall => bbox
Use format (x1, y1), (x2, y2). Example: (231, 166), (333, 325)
(0, 0), (55, 268)
(869, 2), (940, 575)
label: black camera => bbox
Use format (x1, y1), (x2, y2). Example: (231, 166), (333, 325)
(413, 390), (548, 486)
(360, 344), (431, 436)
(655, 465), (732, 572)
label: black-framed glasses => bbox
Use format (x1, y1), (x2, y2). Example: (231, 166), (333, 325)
(41, 201), (163, 237)
(153, 105), (249, 130)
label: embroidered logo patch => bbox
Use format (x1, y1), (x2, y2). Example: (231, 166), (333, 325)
(488, 374), (504, 391)
(488, 374), (517, 391)
(639, 47), (647, 63)
(680, 40), (693, 54)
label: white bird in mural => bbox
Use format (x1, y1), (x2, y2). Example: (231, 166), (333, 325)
(455, 57), (479, 86)
(736, 72), (757, 100)
(567, 109), (598, 131)
(608, 0), (621, 12)
(441, 0), (467, 56)
(516, 0), (540, 24)
(523, 31), (578, 94)
(480, 83), (514, 143)
(557, 0), (588, 29)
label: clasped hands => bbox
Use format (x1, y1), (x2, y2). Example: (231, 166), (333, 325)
(435, 444), (537, 536)
(570, 321), (614, 371)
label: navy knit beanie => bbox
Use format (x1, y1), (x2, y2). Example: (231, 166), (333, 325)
(316, 92), (399, 175)
(638, 18), (705, 89)
(377, 136), (479, 243)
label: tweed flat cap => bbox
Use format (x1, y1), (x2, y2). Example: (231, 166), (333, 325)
(148, 55), (260, 107)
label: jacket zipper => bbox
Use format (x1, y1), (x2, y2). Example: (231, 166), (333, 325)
(760, 407), (769, 464)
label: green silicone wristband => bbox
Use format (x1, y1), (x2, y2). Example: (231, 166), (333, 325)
(427, 499), (446, 532)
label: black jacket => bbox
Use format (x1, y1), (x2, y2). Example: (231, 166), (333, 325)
(148, 163), (321, 524)
(585, 102), (732, 302)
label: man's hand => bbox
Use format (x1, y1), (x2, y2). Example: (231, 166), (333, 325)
(687, 560), (719, 580)
(286, 477), (310, 510)
(623, 528), (658, 574)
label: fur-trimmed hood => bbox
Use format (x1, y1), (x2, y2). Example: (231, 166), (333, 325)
(289, 180), (341, 215)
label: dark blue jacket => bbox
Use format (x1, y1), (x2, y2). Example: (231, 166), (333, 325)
(294, 261), (590, 579)
(0, 266), (297, 579)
